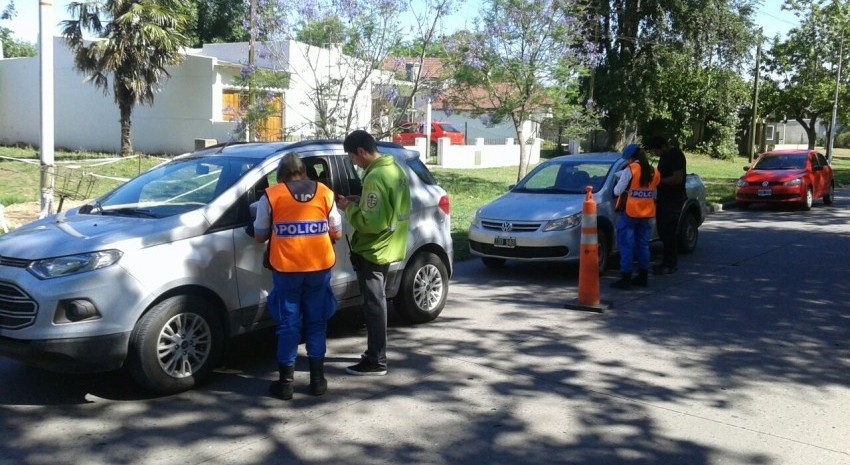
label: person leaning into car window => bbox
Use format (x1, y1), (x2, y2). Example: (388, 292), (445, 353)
(252, 153), (343, 400)
(336, 130), (411, 377)
(611, 144), (661, 290)
(644, 136), (687, 275)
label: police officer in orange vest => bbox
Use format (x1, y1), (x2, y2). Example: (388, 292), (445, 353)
(611, 144), (661, 290)
(253, 153), (343, 400)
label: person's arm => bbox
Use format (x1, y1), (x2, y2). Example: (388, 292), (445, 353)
(344, 179), (392, 234)
(613, 167), (632, 196)
(328, 199), (343, 241)
(253, 195), (272, 243)
(661, 169), (685, 185)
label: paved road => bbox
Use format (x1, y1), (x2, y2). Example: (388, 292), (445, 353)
(1, 193), (849, 465)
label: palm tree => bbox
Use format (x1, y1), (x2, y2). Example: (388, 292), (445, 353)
(61, 0), (191, 156)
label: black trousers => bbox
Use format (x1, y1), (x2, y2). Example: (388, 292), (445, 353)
(656, 200), (683, 268)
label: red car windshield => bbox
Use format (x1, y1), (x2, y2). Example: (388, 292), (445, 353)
(754, 154), (807, 170)
(438, 124), (461, 133)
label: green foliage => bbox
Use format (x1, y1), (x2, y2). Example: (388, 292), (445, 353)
(445, 0), (590, 181)
(762, 0), (850, 150)
(186, 0), (248, 47)
(587, 0), (757, 151)
(295, 17), (347, 48)
(61, 0), (192, 156)
(0, 27), (36, 57)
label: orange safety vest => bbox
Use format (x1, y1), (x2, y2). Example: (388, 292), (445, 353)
(624, 162), (661, 219)
(266, 181), (336, 272)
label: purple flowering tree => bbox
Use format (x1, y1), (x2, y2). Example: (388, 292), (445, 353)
(445, 0), (591, 181)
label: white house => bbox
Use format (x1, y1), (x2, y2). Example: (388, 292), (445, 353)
(0, 37), (375, 154)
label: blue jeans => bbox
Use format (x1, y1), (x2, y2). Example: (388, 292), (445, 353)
(268, 269), (337, 366)
(616, 216), (652, 274)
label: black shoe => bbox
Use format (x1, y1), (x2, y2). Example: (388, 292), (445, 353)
(269, 364), (294, 400)
(633, 271), (648, 287)
(610, 272), (632, 290)
(652, 264), (677, 275)
(345, 360), (387, 376)
(309, 358), (327, 396)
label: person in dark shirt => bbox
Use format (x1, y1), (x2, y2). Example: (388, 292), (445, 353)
(644, 136), (686, 275)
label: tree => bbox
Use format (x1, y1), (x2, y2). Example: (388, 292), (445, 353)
(445, 0), (591, 181)
(186, 0), (248, 47)
(1, 0), (36, 58)
(762, 0), (850, 150)
(61, 0), (191, 156)
(586, 0), (756, 155)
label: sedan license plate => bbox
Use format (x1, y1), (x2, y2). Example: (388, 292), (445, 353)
(494, 236), (516, 248)
(757, 188), (771, 197)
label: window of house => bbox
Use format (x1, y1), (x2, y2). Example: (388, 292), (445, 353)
(765, 125), (775, 141)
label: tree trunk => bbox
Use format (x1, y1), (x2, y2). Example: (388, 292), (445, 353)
(796, 116), (818, 150)
(514, 118), (528, 183)
(604, 110), (631, 151)
(119, 101), (133, 156)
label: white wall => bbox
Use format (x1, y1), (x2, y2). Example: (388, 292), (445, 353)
(0, 37), (375, 154)
(0, 37), (237, 154)
(401, 137), (541, 169)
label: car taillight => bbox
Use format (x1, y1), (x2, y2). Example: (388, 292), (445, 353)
(438, 195), (450, 215)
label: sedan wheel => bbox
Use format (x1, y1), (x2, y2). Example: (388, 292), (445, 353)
(394, 252), (448, 324)
(677, 212), (699, 254)
(802, 187), (813, 210)
(824, 184), (834, 205)
(128, 295), (223, 394)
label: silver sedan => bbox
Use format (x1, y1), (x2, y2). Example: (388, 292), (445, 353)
(469, 152), (706, 271)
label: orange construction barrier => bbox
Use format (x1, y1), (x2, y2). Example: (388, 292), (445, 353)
(564, 186), (610, 312)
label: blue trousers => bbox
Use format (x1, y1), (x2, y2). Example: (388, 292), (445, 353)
(268, 269), (337, 366)
(616, 216), (652, 274)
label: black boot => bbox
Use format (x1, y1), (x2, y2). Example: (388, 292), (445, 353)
(269, 364), (294, 400)
(610, 272), (632, 290)
(633, 270), (648, 287)
(309, 358), (327, 396)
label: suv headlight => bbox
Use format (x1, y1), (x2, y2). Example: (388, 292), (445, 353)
(542, 214), (581, 232)
(27, 250), (123, 280)
(783, 178), (802, 187)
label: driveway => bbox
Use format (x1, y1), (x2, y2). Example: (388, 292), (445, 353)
(1, 193), (849, 465)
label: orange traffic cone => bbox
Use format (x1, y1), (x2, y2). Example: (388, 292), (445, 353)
(564, 186), (611, 312)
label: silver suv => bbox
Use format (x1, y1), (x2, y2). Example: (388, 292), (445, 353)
(0, 140), (453, 394)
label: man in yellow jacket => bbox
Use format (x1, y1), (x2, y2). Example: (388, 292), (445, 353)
(336, 130), (410, 376)
(254, 153), (343, 399)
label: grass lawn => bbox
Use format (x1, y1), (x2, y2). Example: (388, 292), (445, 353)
(3, 145), (850, 261)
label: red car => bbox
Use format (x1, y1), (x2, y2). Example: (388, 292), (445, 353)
(735, 149), (834, 210)
(392, 122), (465, 153)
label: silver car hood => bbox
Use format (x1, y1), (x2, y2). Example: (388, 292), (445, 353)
(0, 209), (210, 259)
(478, 192), (588, 221)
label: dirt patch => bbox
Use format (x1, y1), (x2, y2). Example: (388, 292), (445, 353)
(2, 200), (87, 231)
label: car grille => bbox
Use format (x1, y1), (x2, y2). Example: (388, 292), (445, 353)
(480, 220), (542, 233)
(470, 240), (568, 258)
(738, 193), (799, 200)
(741, 181), (785, 187)
(0, 256), (31, 268)
(0, 281), (38, 330)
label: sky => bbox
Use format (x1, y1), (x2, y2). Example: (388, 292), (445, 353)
(3, 0), (799, 46)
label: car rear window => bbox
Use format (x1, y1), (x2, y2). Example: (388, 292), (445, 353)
(405, 158), (437, 185)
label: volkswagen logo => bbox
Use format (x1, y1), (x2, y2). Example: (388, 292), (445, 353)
(501, 222), (513, 232)
(762, 181), (769, 187)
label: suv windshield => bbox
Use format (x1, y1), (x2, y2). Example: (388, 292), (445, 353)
(88, 156), (259, 218)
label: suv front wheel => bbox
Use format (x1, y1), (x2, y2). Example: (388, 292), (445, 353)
(394, 252), (448, 324)
(127, 295), (224, 394)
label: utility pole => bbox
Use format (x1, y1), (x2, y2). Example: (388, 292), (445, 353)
(38, 1), (55, 219)
(246, 0), (257, 142)
(748, 28), (763, 163)
(828, 23), (845, 164)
